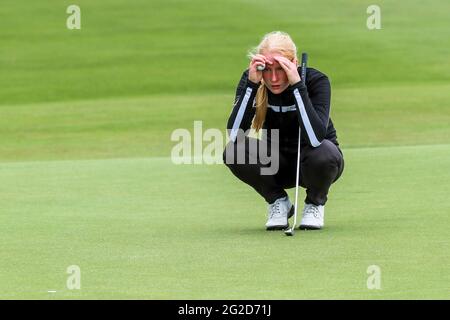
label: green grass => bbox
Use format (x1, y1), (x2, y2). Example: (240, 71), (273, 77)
(1, 84), (450, 162)
(1, 144), (449, 299)
(2, 0), (450, 105)
(1, 0), (450, 299)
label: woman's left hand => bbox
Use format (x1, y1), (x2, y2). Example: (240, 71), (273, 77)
(273, 56), (301, 85)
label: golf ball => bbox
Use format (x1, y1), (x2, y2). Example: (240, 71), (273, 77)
(256, 64), (265, 71)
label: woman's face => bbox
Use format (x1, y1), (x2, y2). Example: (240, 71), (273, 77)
(261, 51), (291, 94)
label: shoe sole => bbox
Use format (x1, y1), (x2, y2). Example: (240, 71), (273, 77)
(266, 206), (295, 231)
(299, 225), (322, 230)
(266, 225), (289, 231)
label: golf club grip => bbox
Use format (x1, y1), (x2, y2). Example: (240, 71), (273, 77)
(301, 52), (308, 82)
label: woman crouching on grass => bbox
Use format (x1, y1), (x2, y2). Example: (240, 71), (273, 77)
(223, 31), (344, 230)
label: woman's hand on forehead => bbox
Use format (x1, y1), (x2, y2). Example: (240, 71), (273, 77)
(262, 54), (279, 65)
(273, 55), (301, 85)
(263, 53), (295, 64)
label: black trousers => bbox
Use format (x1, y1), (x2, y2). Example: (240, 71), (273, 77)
(223, 137), (344, 205)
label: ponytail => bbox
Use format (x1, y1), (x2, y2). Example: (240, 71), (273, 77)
(252, 83), (268, 132)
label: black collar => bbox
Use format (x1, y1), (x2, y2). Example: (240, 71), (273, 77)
(267, 86), (295, 106)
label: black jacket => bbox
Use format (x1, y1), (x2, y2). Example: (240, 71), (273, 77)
(227, 67), (339, 154)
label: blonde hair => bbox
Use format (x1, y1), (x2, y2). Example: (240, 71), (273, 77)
(248, 31), (298, 132)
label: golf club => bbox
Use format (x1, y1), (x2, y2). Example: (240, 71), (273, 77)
(285, 52), (308, 237)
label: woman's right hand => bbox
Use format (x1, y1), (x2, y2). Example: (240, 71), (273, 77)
(248, 54), (271, 84)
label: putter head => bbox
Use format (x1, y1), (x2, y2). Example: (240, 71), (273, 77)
(284, 227), (295, 236)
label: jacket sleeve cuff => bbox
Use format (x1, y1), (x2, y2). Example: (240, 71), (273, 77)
(289, 80), (307, 92)
(246, 79), (261, 89)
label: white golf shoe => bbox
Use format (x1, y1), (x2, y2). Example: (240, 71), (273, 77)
(265, 196), (294, 230)
(299, 203), (325, 230)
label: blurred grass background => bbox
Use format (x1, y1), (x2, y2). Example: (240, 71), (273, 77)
(1, 0), (450, 162)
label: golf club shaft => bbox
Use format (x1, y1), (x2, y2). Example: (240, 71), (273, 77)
(291, 126), (301, 229)
(290, 52), (308, 231)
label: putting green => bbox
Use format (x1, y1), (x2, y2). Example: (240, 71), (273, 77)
(1, 143), (449, 299)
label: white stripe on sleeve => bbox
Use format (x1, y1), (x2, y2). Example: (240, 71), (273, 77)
(293, 88), (322, 147)
(229, 87), (253, 142)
